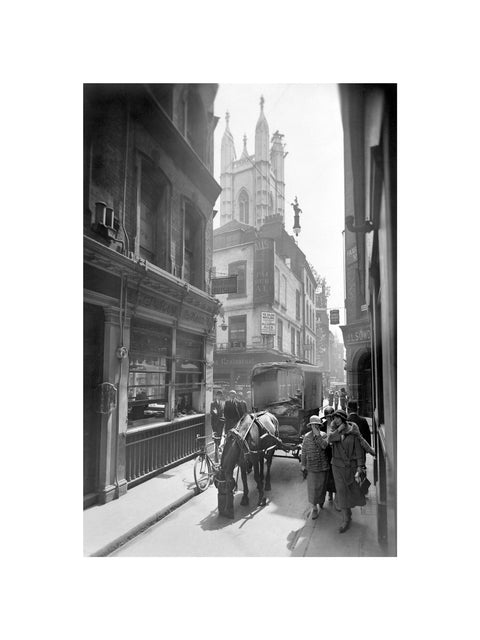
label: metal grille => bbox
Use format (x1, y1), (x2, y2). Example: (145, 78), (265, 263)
(125, 415), (205, 487)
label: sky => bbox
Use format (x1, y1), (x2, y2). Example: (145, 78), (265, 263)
(212, 84), (345, 341)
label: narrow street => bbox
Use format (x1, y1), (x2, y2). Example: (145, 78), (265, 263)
(111, 455), (383, 557)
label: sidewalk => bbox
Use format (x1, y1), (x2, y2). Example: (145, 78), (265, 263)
(83, 457), (198, 557)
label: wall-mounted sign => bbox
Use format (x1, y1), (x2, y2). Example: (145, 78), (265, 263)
(253, 239), (275, 304)
(212, 275), (238, 295)
(260, 311), (276, 335)
(330, 309), (340, 324)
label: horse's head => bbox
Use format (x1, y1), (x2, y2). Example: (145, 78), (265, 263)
(219, 431), (242, 474)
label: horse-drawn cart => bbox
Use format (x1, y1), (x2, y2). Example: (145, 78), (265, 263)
(250, 361), (324, 458)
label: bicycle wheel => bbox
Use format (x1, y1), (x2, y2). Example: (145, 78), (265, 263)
(194, 454), (212, 492)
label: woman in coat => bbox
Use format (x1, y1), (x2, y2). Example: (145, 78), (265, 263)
(301, 415), (330, 519)
(327, 409), (366, 533)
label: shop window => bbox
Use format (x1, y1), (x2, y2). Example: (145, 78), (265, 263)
(277, 319), (283, 351)
(137, 155), (170, 270)
(175, 330), (205, 417)
(228, 260), (246, 297)
(238, 190), (249, 224)
(229, 315), (247, 348)
(128, 320), (171, 424)
(183, 200), (204, 290)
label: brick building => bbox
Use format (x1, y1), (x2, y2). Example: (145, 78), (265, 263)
(84, 84), (221, 507)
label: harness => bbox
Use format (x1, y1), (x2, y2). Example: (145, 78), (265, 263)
(227, 412), (291, 468)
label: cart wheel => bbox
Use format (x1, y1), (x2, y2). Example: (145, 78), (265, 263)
(194, 454), (212, 492)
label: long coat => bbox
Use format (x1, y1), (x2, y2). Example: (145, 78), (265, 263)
(328, 425), (366, 509)
(210, 400), (224, 436)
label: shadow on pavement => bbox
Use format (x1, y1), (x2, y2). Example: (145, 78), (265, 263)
(198, 492), (267, 531)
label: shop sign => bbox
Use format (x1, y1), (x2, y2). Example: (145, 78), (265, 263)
(345, 326), (371, 344)
(212, 275), (238, 295)
(253, 239), (275, 304)
(330, 309), (340, 324)
(260, 311), (276, 335)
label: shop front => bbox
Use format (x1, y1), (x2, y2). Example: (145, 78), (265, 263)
(84, 237), (218, 503)
(341, 320), (372, 417)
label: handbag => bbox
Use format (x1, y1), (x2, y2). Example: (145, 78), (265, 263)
(358, 475), (371, 495)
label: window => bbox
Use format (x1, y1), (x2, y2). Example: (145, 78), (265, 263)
(281, 274), (287, 308)
(183, 200), (204, 290)
(277, 319), (283, 351)
(137, 155), (170, 269)
(229, 315), (247, 348)
(296, 290), (300, 320)
(238, 190), (249, 224)
(228, 260), (247, 297)
(175, 331), (204, 416)
(297, 331), (301, 359)
(291, 327), (296, 355)
(274, 267), (280, 302)
(185, 89), (207, 162)
(128, 320), (171, 424)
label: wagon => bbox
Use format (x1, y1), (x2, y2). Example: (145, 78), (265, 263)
(250, 361), (324, 458)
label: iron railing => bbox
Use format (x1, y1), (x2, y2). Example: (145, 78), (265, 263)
(125, 414), (205, 487)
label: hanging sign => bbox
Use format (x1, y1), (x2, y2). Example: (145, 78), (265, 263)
(212, 275), (238, 295)
(330, 309), (340, 324)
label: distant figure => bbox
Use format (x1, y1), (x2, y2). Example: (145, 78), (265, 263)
(347, 400), (371, 446)
(328, 389), (334, 406)
(339, 388), (348, 411)
(237, 392), (248, 416)
(334, 390), (339, 410)
(223, 390), (244, 432)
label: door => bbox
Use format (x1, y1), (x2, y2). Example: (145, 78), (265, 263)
(84, 304), (104, 506)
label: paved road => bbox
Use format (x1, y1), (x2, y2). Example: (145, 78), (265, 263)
(111, 453), (384, 557)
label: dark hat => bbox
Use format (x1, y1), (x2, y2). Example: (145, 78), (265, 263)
(323, 406), (335, 417)
(332, 409), (348, 421)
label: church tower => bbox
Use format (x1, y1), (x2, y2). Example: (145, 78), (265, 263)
(220, 111), (236, 226)
(254, 95), (270, 227)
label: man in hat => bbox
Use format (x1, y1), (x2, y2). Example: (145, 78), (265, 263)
(223, 390), (243, 432)
(327, 409), (366, 533)
(210, 390), (225, 461)
(301, 415), (331, 519)
(347, 400), (371, 446)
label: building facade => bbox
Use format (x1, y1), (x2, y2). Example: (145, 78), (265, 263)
(213, 217), (317, 392)
(84, 84), (221, 507)
(339, 83), (397, 555)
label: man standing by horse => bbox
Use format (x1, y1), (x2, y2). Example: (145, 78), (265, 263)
(224, 390), (245, 432)
(210, 390), (225, 461)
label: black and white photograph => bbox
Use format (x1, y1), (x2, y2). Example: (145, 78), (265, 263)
(4, 2), (478, 638)
(82, 82), (397, 558)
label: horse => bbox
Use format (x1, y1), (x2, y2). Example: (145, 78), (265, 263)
(215, 411), (287, 519)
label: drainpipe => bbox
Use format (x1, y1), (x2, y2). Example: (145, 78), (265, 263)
(121, 99), (131, 256)
(114, 272), (128, 495)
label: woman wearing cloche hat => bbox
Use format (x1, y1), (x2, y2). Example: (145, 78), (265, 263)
(300, 415), (331, 519)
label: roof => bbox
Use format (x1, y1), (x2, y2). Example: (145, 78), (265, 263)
(213, 219), (255, 235)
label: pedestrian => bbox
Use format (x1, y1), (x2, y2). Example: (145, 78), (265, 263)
(237, 392), (248, 416)
(223, 389), (244, 432)
(320, 405), (336, 502)
(327, 409), (366, 533)
(334, 390), (339, 410)
(339, 387), (348, 411)
(210, 390), (224, 460)
(328, 389), (334, 406)
(347, 400), (371, 446)
(301, 415), (331, 520)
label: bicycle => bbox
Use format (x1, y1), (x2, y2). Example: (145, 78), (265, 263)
(193, 434), (223, 492)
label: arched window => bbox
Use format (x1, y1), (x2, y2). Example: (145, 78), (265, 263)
(238, 190), (249, 224)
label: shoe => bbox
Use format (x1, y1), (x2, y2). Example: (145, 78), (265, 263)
(311, 507), (319, 520)
(338, 520), (350, 533)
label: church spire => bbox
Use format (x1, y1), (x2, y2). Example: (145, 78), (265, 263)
(221, 109), (236, 172)
(241, 133), (249, 158)
(255, 94), (269, 162)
